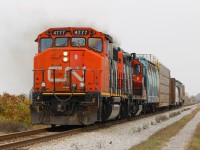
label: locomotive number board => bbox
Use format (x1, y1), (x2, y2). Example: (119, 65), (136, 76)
(73, 30), (89, 35)
(52, 30), (68, 35)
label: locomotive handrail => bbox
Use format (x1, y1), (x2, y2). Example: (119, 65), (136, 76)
(32, 69), (45, 71)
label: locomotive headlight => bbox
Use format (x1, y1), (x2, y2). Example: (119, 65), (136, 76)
(41, 82), (46, 87)
(63, 51), (68, 56)
(63, 57), (68, 62)
(80, 82), (85, 88)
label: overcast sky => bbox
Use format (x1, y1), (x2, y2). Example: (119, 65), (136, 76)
(0, 0), (199, 96)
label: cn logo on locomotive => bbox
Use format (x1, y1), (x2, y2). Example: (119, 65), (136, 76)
(48, 66), (85, 82)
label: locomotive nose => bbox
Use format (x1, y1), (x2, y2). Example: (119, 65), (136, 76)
(47, 49), (85, 92)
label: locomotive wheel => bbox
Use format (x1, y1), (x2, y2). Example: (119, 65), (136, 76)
(132, 104), (139, 116)
(142, 104), (147, 114)
(101, 100), (112, 121)
(151, 105), (156, 113)
(51, 124), (56, 128)
(120, 101), (128, 118)
(150, 104), (157, 113)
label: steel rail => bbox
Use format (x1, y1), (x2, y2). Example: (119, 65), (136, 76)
(0, 128), (49, 141)
(0, 128), (82, 149)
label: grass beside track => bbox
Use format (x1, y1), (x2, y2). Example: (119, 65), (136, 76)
(129, 106), (200, 150)
(186, 123), (200, 150)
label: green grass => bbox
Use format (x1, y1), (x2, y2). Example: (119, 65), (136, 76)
(186, 123), (200, 150)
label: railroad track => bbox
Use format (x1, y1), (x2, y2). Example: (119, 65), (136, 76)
(0, 128), (51, 149)
(0, 104), (197, 150)
(0, 120), (127, 150)
(0, 128), (48, 141)
(0, 125), (84, 150)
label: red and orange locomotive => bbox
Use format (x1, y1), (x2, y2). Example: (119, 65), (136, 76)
(30, 27), (146, 126)
(31, 27), (185, 126)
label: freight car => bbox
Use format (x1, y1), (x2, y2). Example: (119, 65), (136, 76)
(170, 78), (185, 107)
(30, 27), (185, 126)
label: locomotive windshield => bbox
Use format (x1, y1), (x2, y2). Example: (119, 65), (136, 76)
(135, 64), (141, 75)
(71, 38), (85, 47)
(39, 36), (103, 53)
(88, 38), (103, 52)
(55, 38), (68, 47)
(40, 38), (52, 52)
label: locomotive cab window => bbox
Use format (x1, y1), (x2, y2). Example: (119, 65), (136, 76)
(134, 64), (141, 75)
(40, 38), (53, 52)
(55, 38), (68, 47)
(88, 38), (103, 52)
(71, 38), (85, 47)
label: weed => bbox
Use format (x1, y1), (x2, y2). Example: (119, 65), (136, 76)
(70, 143), (79, 150)
(132, 127), (142, 133)
(0, 118), (27, 133)
(151, 121), (157, 125)
(143, 123), (149, 129)
(182, 107), (191, 112)
(155, 115), (169, 123)
(169, 111), (181, 118)
(96, 142), (102, 149)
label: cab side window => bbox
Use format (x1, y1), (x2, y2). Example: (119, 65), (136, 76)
(88, 38), (103, 52)
(135, 64), (141, 75)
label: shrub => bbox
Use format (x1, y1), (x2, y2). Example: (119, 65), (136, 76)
(132, 127), (142, 133)
(182, 107), (191, 112)
(0, 118), (27, 133)
(169, 111), (181, 118)
(143, 123), (149, 129)
(155, 115), (169, 123)
(0, 92), (31, 127)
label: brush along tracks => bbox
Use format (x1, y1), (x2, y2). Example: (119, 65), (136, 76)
(0, 104), (196, 149)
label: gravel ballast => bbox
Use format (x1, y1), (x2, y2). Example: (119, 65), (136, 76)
(29, 105), (199, 150)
